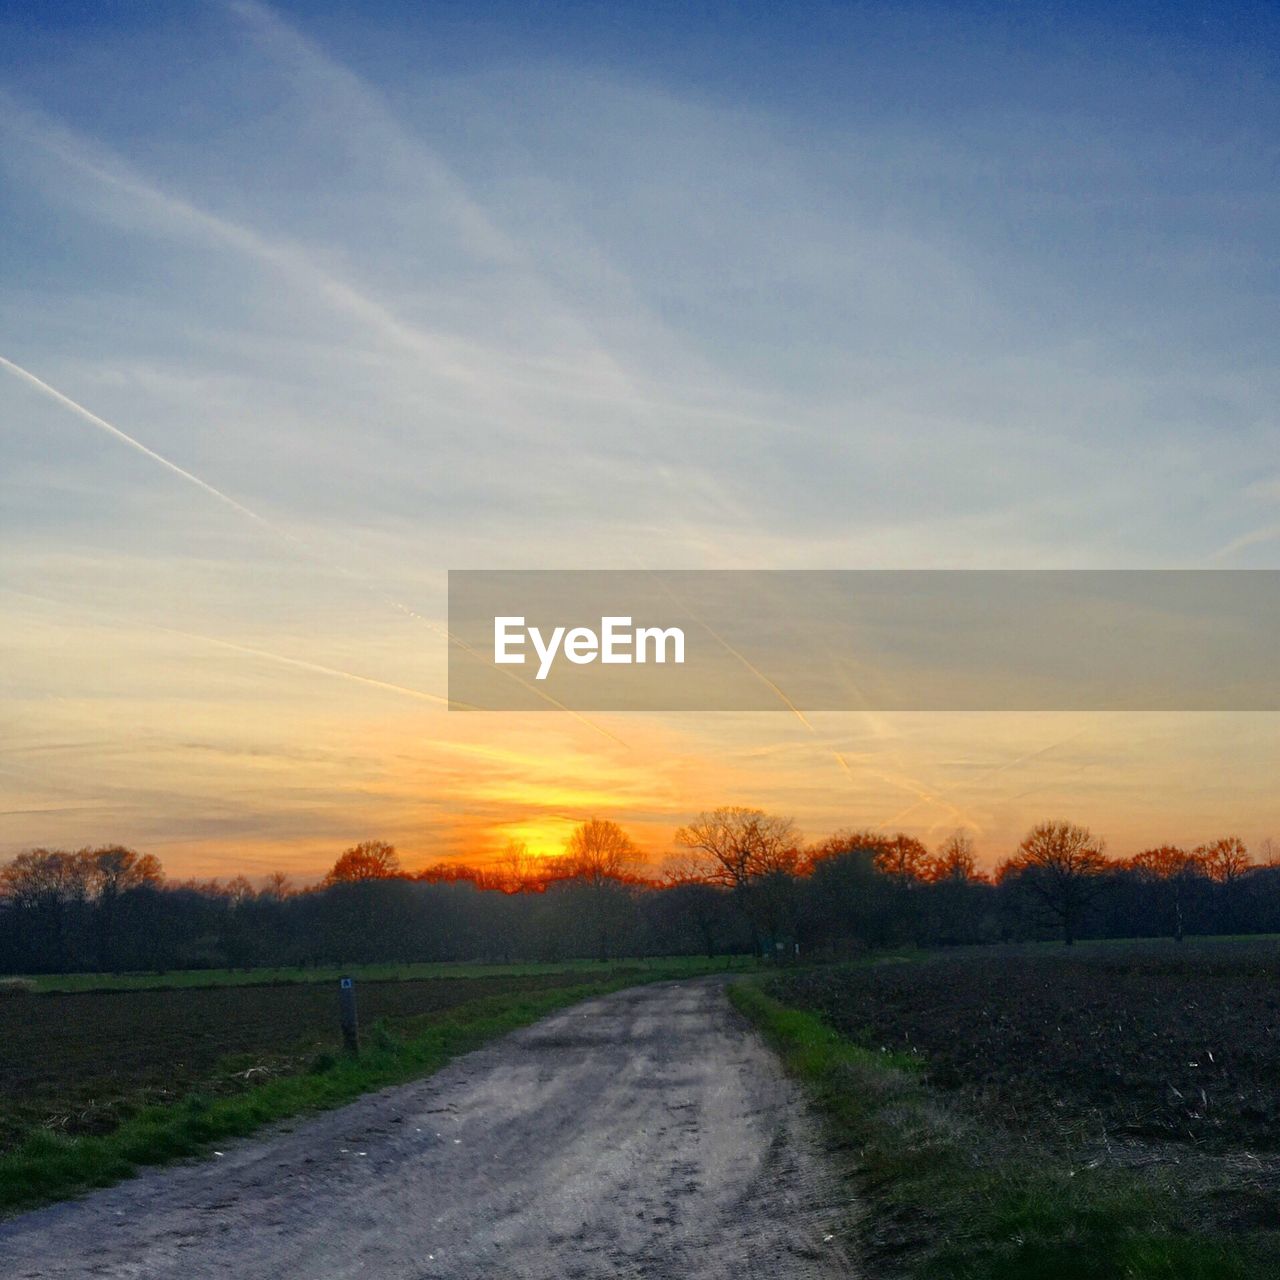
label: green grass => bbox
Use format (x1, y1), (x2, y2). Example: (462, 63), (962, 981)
(0, 959), (729, 1215)
(730, 980), (1273, 1280)
(25, 953), (741, 994)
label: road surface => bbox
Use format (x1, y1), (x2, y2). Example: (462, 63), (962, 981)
(0, 978), (856, 1279)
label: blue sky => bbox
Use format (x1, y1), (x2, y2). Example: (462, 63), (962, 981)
(1, 1), (1277, 875)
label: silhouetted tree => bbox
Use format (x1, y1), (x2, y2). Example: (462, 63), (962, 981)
(323, 840), (401, 884)
(262, 871), (294, 900)
(674, 807), (801, 953)
(1196, 836), (1251, 886)
(797, 845), (890, 951)
(498, 839), (542, 893)
(0, 849), (91, 970)
(1127, 845), (1202, 941)
(675, 807), (800, 888)
(658, 878), (732, 957)
(563, 819), (637, 885)
(999, 820), (1109, 945)
(82, 845), (163, 970)
(928, 831), (980, 883)
(561, 819), (639, 960)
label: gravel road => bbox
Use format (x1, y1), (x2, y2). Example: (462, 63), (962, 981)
(0, 978), (856, 1279)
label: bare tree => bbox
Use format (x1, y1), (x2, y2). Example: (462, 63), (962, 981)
(674, 807), (800, 889)
(262, 871), (294, 900)
(323, 840), (401, 884)
(563, 819), (637, 887)
(999, 820), (1108, 945)
(498, 839), (541, 893)
(225, 874), (256, 906)
(929, 831), (980, 882)
(1195, 836), (1251, 885)
(0, 849), (92, 970)
(80, 845), (163, 970)
(675, 807), (801, 954)
(560, 819), (639, 961)
(874, 834), (932, 882)
(810, 828), (931, 882)
(1127, 845), (1201, 941)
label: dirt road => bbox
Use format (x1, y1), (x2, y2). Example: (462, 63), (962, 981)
(0, 978), (855, 1279)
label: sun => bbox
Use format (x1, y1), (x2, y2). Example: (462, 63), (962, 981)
(495, 819), (577, 862)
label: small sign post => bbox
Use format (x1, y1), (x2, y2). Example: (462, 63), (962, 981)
(339, 975), (359, 1054)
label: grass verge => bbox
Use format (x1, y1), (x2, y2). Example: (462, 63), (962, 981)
(0, 964), (714, 1216)
(730, 979), (1274, 1280)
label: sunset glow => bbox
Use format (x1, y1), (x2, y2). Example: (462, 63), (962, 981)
(2, 3), (1277, 884)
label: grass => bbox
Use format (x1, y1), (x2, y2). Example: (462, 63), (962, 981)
(0, 958), (730, 1216)
(730, 979), (1275, 1280)
(25, 953), (741, 994)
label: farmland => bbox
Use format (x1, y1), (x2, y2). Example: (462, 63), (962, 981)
(0, 957), (731, 1159)
(774, 938), (1280, 1153)
(22, 954), (732, 994)
(751, 938), (1280, 1276)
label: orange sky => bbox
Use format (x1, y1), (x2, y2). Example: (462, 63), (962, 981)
(5, 598), (1277, 884)
(3, 4), (1279, 884)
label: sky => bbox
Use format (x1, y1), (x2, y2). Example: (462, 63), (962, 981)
(1, 0), (1278, 881)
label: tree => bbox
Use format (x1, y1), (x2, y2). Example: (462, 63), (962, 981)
(811, 828), (931, 882)
(561, 820), (639, 960)
(999, 820), (1108, 945)
(797, 844), (886, 950)
(563, 819), (637, 886)
(675, 807), (801, 954)
(81, 845), (163, 970)
(874, 834), (932, 882)
(675, 807), (800, 890)
(323, 840), (401, 884)
(928, 831), (980, 882)
(262, 871), (293, 900)
(225, 874), (256, 906)
(1195, 836), (1251, 885)
(0, 849), (93, 970)
(659, 874), (732, 957)
(498, 839), (541, 893)
(1127, 845), (1203, 941)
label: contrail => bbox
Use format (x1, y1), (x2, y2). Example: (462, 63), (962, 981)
(0, 354), (627, 744)
(640, 570), (814, 729)
(638, 563), (973, 819)
(161, 629), (463, 707)
(876, 725), (1094, 832)
(0, 354), (278, 536)
(0, 584), (462, 708)
(1209, 522), (1280, 562)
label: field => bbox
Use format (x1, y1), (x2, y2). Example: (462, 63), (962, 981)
(775, 938), (1280, 1153)
(23, 954), (734, 994)
(753, 938), (1280, 1277)
(0, 956), (733, 1160)
(1, 972), (584, 1151)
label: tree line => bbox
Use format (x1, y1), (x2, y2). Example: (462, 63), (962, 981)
(1, 813), (1276, 974)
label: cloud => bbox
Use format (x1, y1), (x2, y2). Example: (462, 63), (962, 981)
(2, 4), (1278, 873)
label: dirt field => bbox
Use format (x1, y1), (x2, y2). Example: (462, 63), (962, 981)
(0, 971), (606, 1151)
(0, 979), (854, 1280)
(776, 939), (1280, 1151)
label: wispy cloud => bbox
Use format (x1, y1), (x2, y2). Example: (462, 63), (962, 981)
(2, 2), (1278, 873)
